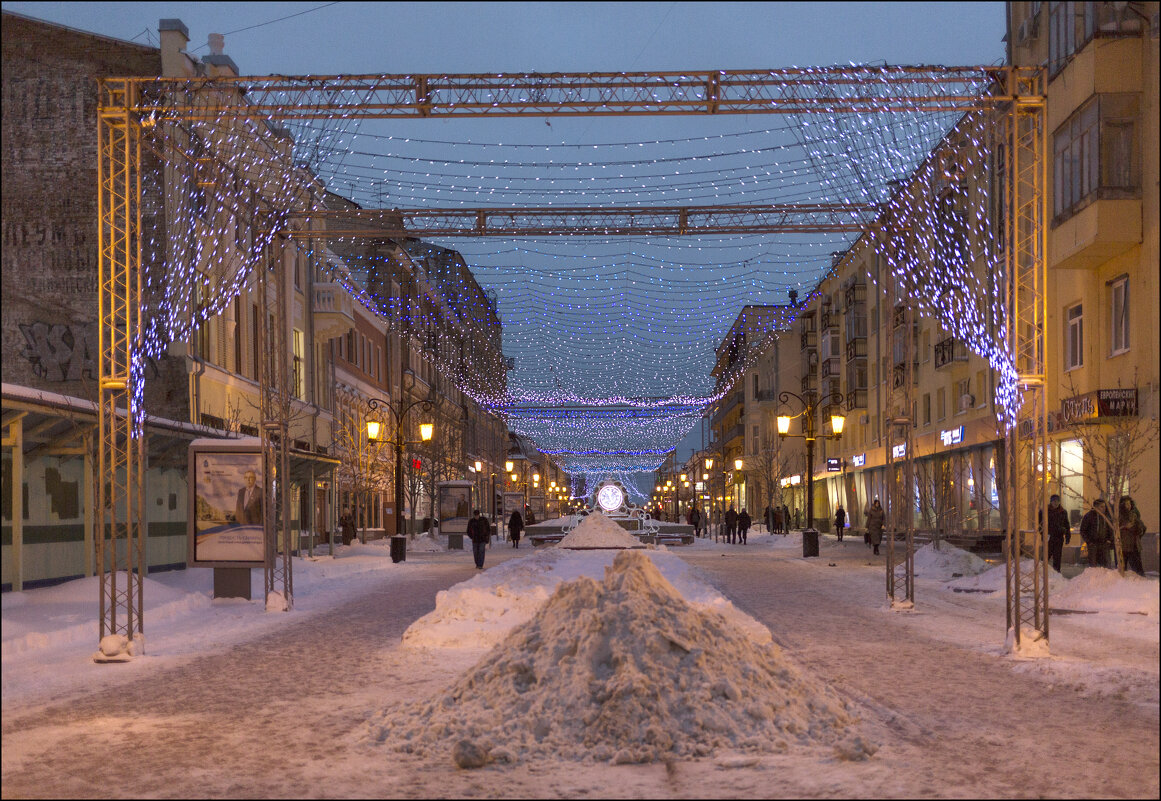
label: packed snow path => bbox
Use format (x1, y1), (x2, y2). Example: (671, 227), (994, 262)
(2, 539), (1157, 799)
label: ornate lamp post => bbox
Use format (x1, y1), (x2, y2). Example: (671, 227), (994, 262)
(366, 370), (434, 542)
(704, 457), (715, 537)
(776, 390), (844, 558)
(733, 457), (743, 509)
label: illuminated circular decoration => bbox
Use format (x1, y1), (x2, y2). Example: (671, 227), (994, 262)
(596, 484), (625, 512)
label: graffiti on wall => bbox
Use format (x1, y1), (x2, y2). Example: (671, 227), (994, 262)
(19, 322), (97, 382)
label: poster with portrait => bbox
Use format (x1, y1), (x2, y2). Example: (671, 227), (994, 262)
(502, 492), (524, 517)
(188, 443), (265, 567)
(437, 481), (472, 534)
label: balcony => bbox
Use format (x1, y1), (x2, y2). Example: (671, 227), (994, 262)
(845, 338), (867, 361)
(755, 389), (777, 402)
(801, 374), (817, 394)
(1050, 196), (1141, 273)
(711, 392), (743, 426)
(821, 357), (840, 379)
(934, 336), (968, 369)
(820, 309), (837, 332)
(800, 329), (817, 351)
(312, 282), (356, 340)
(892, 362), (918, 389)
(845, 389), (867, 411)
(892, 303), (908, 330)
(844, 282), (866, 307)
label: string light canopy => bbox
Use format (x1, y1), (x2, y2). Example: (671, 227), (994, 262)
(112, 66), (1023, 473)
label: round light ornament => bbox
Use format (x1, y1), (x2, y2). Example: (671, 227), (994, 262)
(596, 484), (625, 512)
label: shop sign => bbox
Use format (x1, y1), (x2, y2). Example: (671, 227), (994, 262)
(940, 425), (965, 446)
(790, 474), (802, 485)
(892, 443), (907, 459)
(826, 457), (842, 472)
(851, 453), (866, 467)
(1060, 388), (1138, 423)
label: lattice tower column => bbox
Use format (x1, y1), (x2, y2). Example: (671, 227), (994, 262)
(883, 245), (916, 609)
(96, 80), (147, 656)
(1003, 68), (1049, 651)
(259, 236), (294, 609)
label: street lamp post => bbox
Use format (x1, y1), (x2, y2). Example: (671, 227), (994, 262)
(776, 390), (844, 558)
(366, 370), (434, 546)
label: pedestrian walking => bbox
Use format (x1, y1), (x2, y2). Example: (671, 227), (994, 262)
(1039, 494), (1071, 573)
(725, 505), (738, 544)
(1080, 498), (1112, 568)
(764, 504), (774, 534)
(1117, 495), (1147, 577)
(689, 505), (703, 538)
(866, 499), (885, 555)
(468, 510), (490, 569)
(864, 501), (872, 546)
(339, 509), (356, 546)
(738, 508), (751, 544)
(508, 508), (524, 549)
(834, 505), (846, 542)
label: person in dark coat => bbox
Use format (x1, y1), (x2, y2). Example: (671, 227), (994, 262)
(1039, 494), (1071, 573)
(339, 508), (356, 546)
(737, 508), (751, 544)
(764, 504), (773, 534)
(1080, 498), (1112, 568)
(772, 505), (783, 535)
(508, 508), (525, 549)
(1117, 495), (1146, 577)
(866, 499), (885, 555)
(834, 505), (846, 542)
(724, 506), (738, 544)
(468, 509), (492, 568)
(688, 505), (702, 538)
(781, 504), (790, 534)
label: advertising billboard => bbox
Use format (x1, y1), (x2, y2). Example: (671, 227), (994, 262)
(437, 481), (473, 534)
(188, 442), (265, 567)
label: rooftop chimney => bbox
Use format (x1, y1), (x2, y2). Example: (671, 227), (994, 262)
(208, 33), (224, 55)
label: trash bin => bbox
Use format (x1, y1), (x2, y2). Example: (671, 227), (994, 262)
(802, 528), (819, 558)
(447, 533), (464, 550)
(390, 535), (406, 563)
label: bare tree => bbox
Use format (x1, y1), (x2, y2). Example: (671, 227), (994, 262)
(331, 388), (391, 544)
(754, 429), (792, 529)
(1058, 374), (1158, 574)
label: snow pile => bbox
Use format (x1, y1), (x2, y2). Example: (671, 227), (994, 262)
(946, 559), (1071, 594)
(912, 541), (991, 580)
(1050, 567), (1159, 616)
(408, 531), (446, 553)
(557, 511), (645, 549)
(402, 547), (770, 650)
(375, 550), (856, 765)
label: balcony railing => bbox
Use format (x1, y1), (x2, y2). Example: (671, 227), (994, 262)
(800, 330), (817, 351)
(845, 389), (868, 411)
(845, 337), (867, 360)
(801, 374), (817, 394)
(821, 357), (840, 379)
(892, 303), (908, 330)
(313, 282), (356, 340)
(934, 336), (968, 369)
(755, 389), (777, 402)
(844, 282), (866, 307)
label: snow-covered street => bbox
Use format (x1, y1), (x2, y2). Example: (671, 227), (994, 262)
(3, 526), (1158, 799)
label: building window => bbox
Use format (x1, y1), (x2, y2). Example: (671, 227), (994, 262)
(292, 329), (306, 400)
(1053, 94), (1139, 221)
(751, 425), (759, 456)
(956, 378), (972, 414)
(923, 393), (932, 426)
(1110, 277), (1129, 354)
(1065, 303), (1083, 370)
(936, 387), (946, 422)
(752, 374), (759, 400)
(1049, 1), (1079, 76)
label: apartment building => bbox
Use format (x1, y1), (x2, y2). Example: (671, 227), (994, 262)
(1009, 0), (1159, 531)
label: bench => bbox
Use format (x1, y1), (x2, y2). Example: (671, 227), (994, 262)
(655, 533), (695, 546)
(529, 533), (567, 547)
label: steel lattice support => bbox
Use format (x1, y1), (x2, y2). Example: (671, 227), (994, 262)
(1002, 71), (1049, 651)
(95, 64), (1047, 651)
(883, 250), (916, 610)
(96, 81), (146, 657)
(258, 241), (294, 610)
(288, 203), (880, 238)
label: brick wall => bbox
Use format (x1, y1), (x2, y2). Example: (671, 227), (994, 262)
(1, 13), (161, 400)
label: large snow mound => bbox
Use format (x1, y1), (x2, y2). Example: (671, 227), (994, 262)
(1050, 567), (1159, 616)
(373, 550), (856, 764)
(401, 547), (771, 650)
(912, 541), (991, 580)
(946, 558), (1071, 594)
(557, 512), (645, 549)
